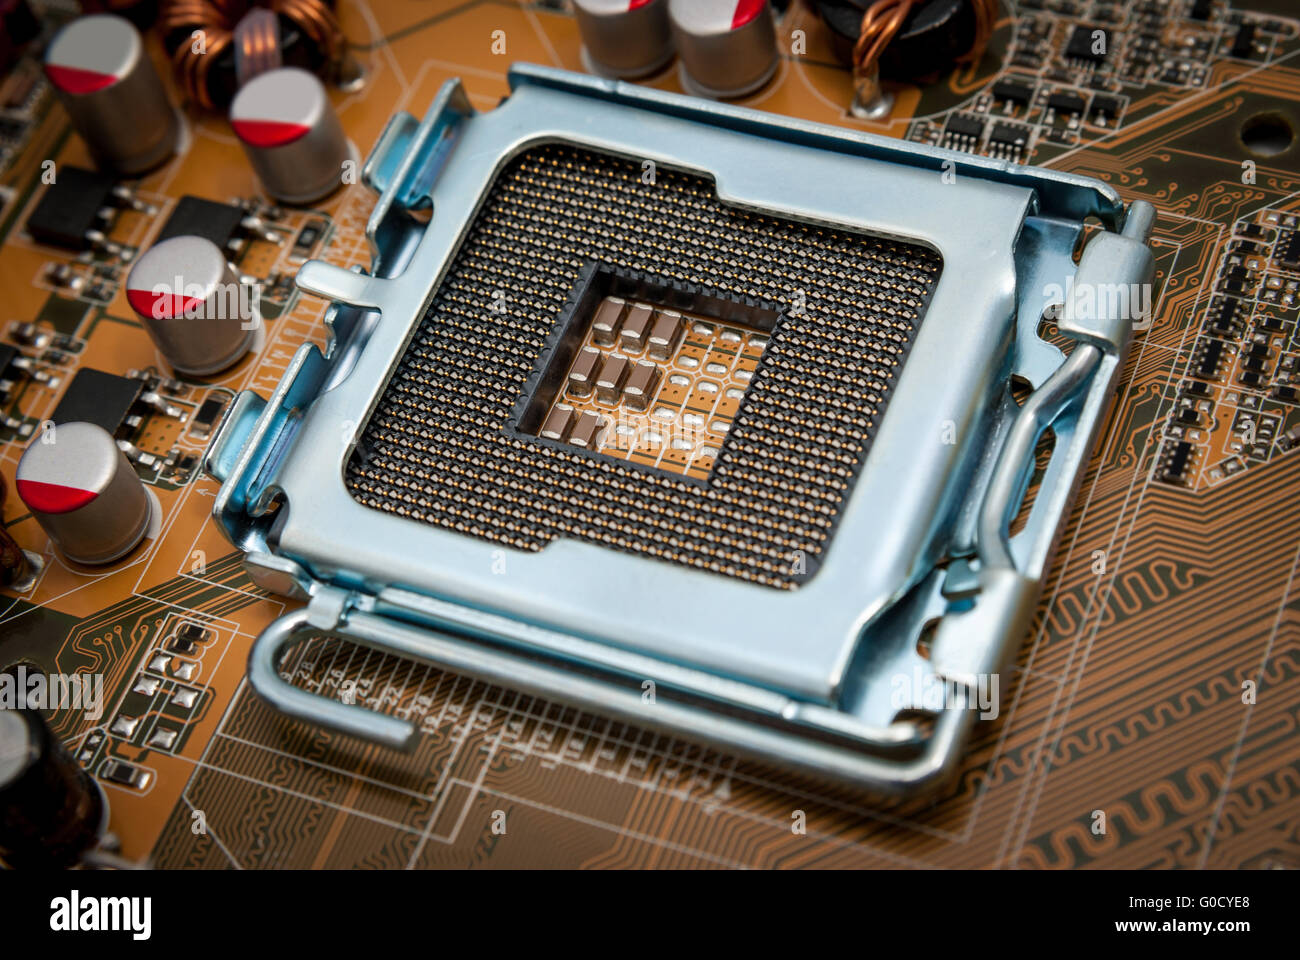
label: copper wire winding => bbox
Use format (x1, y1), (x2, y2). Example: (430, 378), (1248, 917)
(159, 0), (344, 110)
(853, 0), (998, 81)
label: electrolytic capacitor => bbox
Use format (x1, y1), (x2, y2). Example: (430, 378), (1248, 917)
(44, 13), (180, 175)
(574, 0), (675, 79)
(230, 67), (351, 205)
(668, 0), (778, 99)
(16, 422), (154, 566)
(0, 709), (108, 869)
(126, 235), (258, 376)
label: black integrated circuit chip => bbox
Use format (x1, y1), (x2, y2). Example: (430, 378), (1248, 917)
(1161, 440), (1194, 482)
(1277, 232), (1300, 271)
(1209, 296), (1242, 336)
(943, 113), (983, 147)
(26, 166), (116, 251)
(1066, 25), (1110, 63)
(49, 368), (142, 434)
(991, 78), (1034, 106)
(989, 122), (1030, 149)
(1230, 23), (1256, 59)
(1048, 91), (1087, 116)
(1195, 339), (1225, 380)
(1090, 95), (1122, 121)
(157, 195), (245, 250)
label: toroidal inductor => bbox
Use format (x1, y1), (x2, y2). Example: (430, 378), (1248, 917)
(159, 0), (346, 110)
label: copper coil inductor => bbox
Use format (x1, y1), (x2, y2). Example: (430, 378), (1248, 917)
(159, 0), (346, 110)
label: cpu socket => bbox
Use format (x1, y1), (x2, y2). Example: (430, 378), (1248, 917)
(208, 66), (1154, 794)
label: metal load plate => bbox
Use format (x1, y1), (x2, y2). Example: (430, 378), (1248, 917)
(207, 65), (1154, 795)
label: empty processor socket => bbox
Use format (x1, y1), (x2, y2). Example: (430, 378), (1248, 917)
(211, 66), (1154, 794)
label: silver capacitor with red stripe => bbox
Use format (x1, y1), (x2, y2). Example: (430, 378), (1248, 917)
(16, 422), (154, 566)
(668, 0), (778, 99)
(574, 0), (674, 79)
(44, 13), (180, 176)
(230, 67), (351, 205)
(126, 235), (257, 376)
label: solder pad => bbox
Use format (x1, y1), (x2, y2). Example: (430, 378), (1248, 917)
(345, 142), (942, 588)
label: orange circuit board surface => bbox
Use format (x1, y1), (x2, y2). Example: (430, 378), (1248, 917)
(0, 0), (1297, 869)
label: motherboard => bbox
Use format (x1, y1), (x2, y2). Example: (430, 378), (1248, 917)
(0, 0), (1297, 872)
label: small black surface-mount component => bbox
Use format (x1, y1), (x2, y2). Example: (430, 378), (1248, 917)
(8, 321), (49, 349)
(1273, 384), (1297, 402)
(991, 77), (1034, 107)
(943, 113), (983, 147)
(1190, 0), (1212, 20)
(1177, 406), (1200, 426)
(989, 121), (1030, 151)
(1184, 379), (1212, 397)
(292, 218), (328, 259)
(157, 195), (246, 251)
(192, 395), (226, 434)
(1213, 295), (1242, 322)
(1048, 90), (1087, 117)
(1066, 25), (1109, 63)
(1230, 23), (1256, 59)
(50, 367), (143, 435)
(26, 166), (116, 251)
(0, 344), (17, 400)
(178, 621), (211, 644)
(1161, 440), (1194, 483)
(169, 634), (198, 654)
(1089, 95), (1122, 123)
(99, 758), (149, 789)
(1195, 339), (1225, 379)
(1276, 232), (1300, 271)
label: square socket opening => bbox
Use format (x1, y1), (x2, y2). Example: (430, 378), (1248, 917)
(512, 265), (782, 482)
